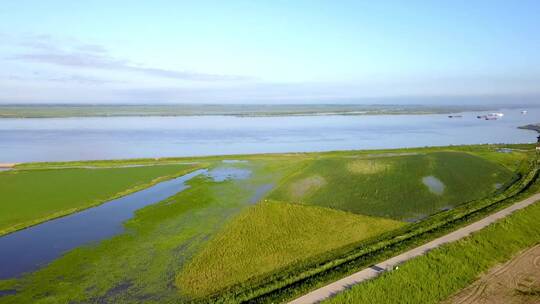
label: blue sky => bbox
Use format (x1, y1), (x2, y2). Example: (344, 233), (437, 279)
(1, 0), (539, 104)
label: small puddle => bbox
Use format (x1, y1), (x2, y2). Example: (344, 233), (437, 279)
(422, 176), (445, 195)
(222, 160), (248, 164)
(249, 184), (275, 204)
(404, 214), (428, 223)
(205, 167), (251, 182)
(0, 289), (17, 297)
(0, 169), (206, 280)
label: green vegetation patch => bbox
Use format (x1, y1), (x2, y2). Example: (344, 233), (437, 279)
(463, 147), (531, 171)
(269, 152), (514, 220)
(324, 200), (540, 304)
(347, 159), (392, 174)
(176, 201), (404, 298)
(0, 164), (199, 236)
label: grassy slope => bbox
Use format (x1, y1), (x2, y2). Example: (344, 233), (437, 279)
(324, 200), (540, 304)
(0, 159), (302, 304)
(0, 164), (200, 236)
(269, 151), (514, 220)
(176, 201), (404, 298)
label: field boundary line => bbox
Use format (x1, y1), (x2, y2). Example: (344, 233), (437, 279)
(289, 192), (540, 304)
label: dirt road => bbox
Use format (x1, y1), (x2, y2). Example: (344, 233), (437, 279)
(445, 244), (540, 304)
(289, 193), (540, 304)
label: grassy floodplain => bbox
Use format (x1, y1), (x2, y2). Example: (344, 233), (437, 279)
(324, 193), (540, 304)
(0, 144), (536, 303)
(0, 163), (202, 236)
(0, 158), (303, 303)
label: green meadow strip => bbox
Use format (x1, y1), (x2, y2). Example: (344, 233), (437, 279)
(324, 196), (540, 303)
(0, 164), (203, 237)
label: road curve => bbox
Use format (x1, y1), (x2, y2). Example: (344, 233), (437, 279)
(289, 192), (540, 304)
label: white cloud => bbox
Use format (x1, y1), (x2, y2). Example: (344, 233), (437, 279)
(8, 34), (254, 82)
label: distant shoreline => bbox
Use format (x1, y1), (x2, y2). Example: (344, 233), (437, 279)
(518, 123), (540, 133)
(0, 163), (17, 168)
(0, 104), (499, 118)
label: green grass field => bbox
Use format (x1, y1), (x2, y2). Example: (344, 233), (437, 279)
(324, 199), (540, 304)
(176, 201), (404, 298)
(269, 151), (514, 220)
(0, 164), (200, 236)
(0, 144), (534, 303)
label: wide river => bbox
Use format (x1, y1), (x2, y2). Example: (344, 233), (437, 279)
(0, 107), (538, 163)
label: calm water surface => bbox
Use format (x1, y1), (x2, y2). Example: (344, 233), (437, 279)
(422, 176), (446, 195)
(0, 108), (538, 163)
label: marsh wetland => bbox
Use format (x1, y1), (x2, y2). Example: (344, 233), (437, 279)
(0, 142), (535, 303)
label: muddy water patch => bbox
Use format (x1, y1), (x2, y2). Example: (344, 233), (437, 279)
(222, 160), (248, 164)
(404, 214), (428, 223)
(249, 184), (275, 204)
(347, 160), (391, 174)
(422, 176), (445, 195)
(205, 167), (251, 182)
(0, 289), (17, 297)
(290, 175), (326, 200)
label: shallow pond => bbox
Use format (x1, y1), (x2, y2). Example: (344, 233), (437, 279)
(205, 167), (252, 182)
(0, 289), (16, 297)
(423, 176), (445, 195)
(222, 160), (248, 164)
(0, 169), (205, 279)
(250, 184), (275, 204)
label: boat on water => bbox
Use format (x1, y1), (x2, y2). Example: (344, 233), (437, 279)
(477, 112), (504, 120)
(521, 110), (528, 114)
